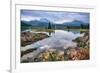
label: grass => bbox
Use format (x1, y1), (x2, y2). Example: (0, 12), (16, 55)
(32, 28), (55, 32)
(65, 28), (88, 32)
(31, 28), (88, 32)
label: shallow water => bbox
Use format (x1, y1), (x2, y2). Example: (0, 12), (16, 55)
(21, 30), (84, 51)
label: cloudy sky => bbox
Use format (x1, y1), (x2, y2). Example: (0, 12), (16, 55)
(21, 9), (90, 24)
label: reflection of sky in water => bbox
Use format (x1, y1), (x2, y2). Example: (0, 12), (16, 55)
(22, 30), (84, 50)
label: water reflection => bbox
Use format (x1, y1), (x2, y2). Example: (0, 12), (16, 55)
(22, 30), (84, 50)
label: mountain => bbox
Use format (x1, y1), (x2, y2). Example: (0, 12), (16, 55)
(63, 20), (85, 26)
(21, 19), (89, 30)
(21, 21), (32, 31)
(21, 21), (32, 26)
(39, 18), (50, 23)
(21, 18), (52, 29)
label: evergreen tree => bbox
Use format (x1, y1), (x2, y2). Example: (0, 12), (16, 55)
(48, 22), (52, 36)
(48, 22), (52, 29)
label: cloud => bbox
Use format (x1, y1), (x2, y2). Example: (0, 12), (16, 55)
(54, 19), (74, 24)
(21, 10), (90, 23)
(21, 15), (41, 21)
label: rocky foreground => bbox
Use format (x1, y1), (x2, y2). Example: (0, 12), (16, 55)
(21, 31), (89, 63)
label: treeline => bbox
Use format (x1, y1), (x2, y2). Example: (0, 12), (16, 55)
(47, 23), (89, 30)
(66, 24), (89, 29)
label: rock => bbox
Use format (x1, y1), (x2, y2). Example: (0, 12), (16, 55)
(21, 48), (37, 57)
(73, 31), (89, 49)
(37, 48), (64, 61)
(21, 31), (49, 46)
(64, 47), (89, 60)
(65, 31), (90, 60)
(21, 48), (45, 63)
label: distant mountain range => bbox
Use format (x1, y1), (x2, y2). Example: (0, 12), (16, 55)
(63, 20), (85, 26)
(21, 18), (89, 30)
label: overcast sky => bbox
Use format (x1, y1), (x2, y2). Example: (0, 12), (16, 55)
(21, 9), (90, 24)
